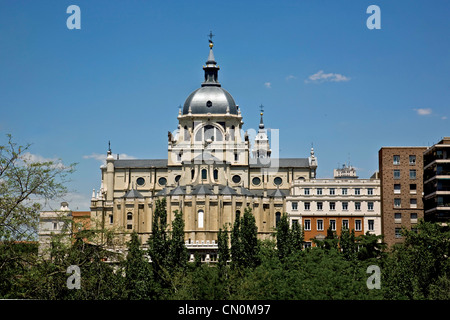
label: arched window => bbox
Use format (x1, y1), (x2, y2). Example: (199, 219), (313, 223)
(184, 126), (190, 141)
(127, 212), (133, 220)
(213, 169), (218, 180)
(275, 212), (281, 227)
(201, 169), (207, 180)
(191, 169), (195, 180)
(195, 124), (223, 142)
(198, 210), (204, 228)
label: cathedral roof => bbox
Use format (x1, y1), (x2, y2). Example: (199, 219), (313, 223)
(122, 189), (144, 199)
(249, 158), (311, 168)
(182, 41), (238, 115)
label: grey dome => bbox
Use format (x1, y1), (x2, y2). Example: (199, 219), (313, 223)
(183, 86), (237, 115)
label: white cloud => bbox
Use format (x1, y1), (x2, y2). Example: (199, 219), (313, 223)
(414, 108), (432, 116)
(264, 82), (272, 89)
(83, 152), (136, 165)
(21, 152), (68, 169)
(442, 116), (447, 120)
(285, 75), (297, 81)
(40, 191), (92, 211)
(305, 70), (350, 83)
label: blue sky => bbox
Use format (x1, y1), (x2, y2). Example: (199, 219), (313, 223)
(1, 0), (449, 210)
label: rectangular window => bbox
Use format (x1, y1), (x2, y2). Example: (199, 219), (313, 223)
(393, 155), (400, 165)
(291, 202), (298, 210)
(317, 202), (323, 210)
(410, 184), (417, 194)
(304, 188), (310, 195)
(304, 202), (310, 210)
(410, 169), (416, 179)
(394, 212), (402, 223)
(304, 219), (311, 231)
(317, 219), (324, 231)
(292, 219), (298, 226)
(368, 188), (374, 195)
(410, 212), (418, 223)
(109, 215), (113, 224)
(234, 153), (239, 161)
(368, 220), (374, 231)
(316, 188), (322, 195)
(329, 188), (335, 195)
(127, 224), (133, 230)
(53, 222), (58, 230)
(394, 184), (401, 194)
(330, 219), (336, 231)
(330, 202), (336, 210)
(409, 155), (416, 165)
(410, 198), (417, 208)
(342, 219), (349, 229)
(355, 188), (360, 195)
(395, 228), (402, 239)
(368, 202), (374, 210)
(342, 202), (348, 210)
(304, 242), (312, 249)
(394, 198), (401, 208)
(355, 220), (362, 231)
(342, 188), (347, 195)
(394, 169), (400, 179)
(355, 202), (361, 210)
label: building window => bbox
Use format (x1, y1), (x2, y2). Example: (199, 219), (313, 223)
(410, 198), (417, 208)
(317, 219), (324, 231)
(394, 198), (401, 208)
(274, 177), (283, 186)
(201, 169), (207, 180)
(368, 188), (374, 195)
(393, 155), (400, 165)
(409, 155), (416, 165)
(213, 169), (218, 180)
(394, 213), (402, 223)
(109, 215), (113, 224)
(304, 188), (310, 195)
(304, 219), (311, 231)
(368, 220), (374, 231)
(292, 219), (298, 226)
(317, 202), (323, 210)
(330, 219), (336, 231)
(368, 202), (374, 210)
(304, 202), (310, 210)
(394, 170), (400, 179)
(342, 188), (347, 195)
(291, 202), (298, 210)
(342, 202), (348, 210)
(275, 212), (281, 227)
(191, 169), (195, 180)
(354, 188), (360, 195)
(234, 152), (239, 162)
(127, 224), (133, 230)
(53, 222), (58, 230)
(329, 188), (335, 195)
(330, 202), (336, 210)
(316, 188), (322, 195)
(136, 177), (145, 186)
(198, 210), (204, 228)
(304, 242), (312, 249)
(409, 169), (416, 179)
(394, 184), (401, 194)
(395, 228), (402, 238)
(342, 219), (349, 230)
(127, 212), (132, 220)
(232, 175), (241, 184)
(355, 202), (361, 210)
(158, 177), (167, 186)
(175, 175), (181, 183)
(411, 212), (418, 223)
(410, 184), (417, 194)
(355, 220), (362, 231)
(252, 177), (261, 185)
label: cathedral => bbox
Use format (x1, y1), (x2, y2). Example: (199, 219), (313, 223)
(89, 39), (318, 260)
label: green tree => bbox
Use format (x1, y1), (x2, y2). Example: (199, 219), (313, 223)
(339, 227), (357, 261)
(217, 225), (230, 270)
(167, 209), (188, 272)
(124, 232), (155, 299)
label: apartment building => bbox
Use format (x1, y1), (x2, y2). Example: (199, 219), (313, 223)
(423, 137), (450, 222)
(379, 147), (427, 247)
(286, 165), (381, 247)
